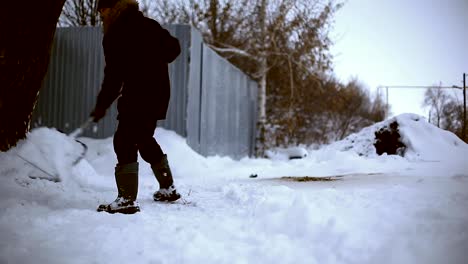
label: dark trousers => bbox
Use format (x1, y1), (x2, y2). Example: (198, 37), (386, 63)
(113, 118), (164, 165)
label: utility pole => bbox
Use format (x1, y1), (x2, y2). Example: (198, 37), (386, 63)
(463, 73), (466, 141)
(386, 86), (389, 119)
(377, 86), (390, 119)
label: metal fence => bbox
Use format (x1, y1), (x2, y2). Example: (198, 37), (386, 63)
(33, 25), (258, 158)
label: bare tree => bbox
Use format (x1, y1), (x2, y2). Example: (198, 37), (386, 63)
(0, 0), (66, 151)
(423, 84), (449, 127)
(156, 1), (386, 147)
(153, 0), (341, 152)
(369, 89), (386, 122)
(441, 99), (463, 136)
(59, 0), (156, 27)
(319, 78), (375, 141)
(60, 0), (100, 26)
(136, 0), (151, 17)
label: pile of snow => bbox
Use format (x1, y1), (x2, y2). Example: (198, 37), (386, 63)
(329, 113), (468, 161)
(1, 128), (90, 182)
(0, 114), (467, 264)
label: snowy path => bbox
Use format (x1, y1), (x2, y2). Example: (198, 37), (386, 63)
(1, 170), (467, 264)
(1, 119), (468, 264)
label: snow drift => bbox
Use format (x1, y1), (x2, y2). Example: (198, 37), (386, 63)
(329, 113), (468, 161)
(0, 113), (467, 264)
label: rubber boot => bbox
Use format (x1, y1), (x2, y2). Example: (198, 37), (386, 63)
(97, 162), (140, 214)
(151, 155), (180, 202)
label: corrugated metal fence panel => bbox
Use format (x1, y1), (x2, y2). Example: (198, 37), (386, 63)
(186, 28), (204, 154)
(33, 25), (190, 138)
(197, 43), (258, 158)
(33, 25), (257, 158)
(33, 27), (118, 138)
(158, 25), (191, 137)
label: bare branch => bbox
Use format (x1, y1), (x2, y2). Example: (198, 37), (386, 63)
(207, 44), (255, 58)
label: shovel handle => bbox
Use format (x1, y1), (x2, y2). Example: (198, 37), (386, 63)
(69, 117), (94, 138)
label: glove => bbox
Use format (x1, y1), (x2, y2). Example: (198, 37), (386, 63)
(90, 107), (106, 122)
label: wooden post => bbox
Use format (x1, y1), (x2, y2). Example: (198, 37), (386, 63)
(463, 73), (466, 141)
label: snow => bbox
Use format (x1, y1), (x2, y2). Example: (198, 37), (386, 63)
(328, 113), (468, 161)
(266, 146), (309, 160)
(1, 114), (467, 264)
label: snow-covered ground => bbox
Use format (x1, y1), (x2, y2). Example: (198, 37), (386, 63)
(1, 114), (467, 264)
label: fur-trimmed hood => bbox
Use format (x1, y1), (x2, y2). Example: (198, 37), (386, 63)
(101, 0), (139, 34)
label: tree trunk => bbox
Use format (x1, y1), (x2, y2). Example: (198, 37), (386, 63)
(254, 0), (268, 157)
(0, 0), (66, 152)
(255, 59), (268, 156)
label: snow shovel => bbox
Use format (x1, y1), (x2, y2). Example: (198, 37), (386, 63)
(69, 117), (94, 165)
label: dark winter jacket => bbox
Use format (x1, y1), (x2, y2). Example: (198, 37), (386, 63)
(94, 0), (180, 121)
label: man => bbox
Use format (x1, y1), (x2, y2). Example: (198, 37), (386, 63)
(91, 0), (181, 214)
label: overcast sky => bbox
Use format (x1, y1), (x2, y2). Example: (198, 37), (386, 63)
(330, 0), (468, 117)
